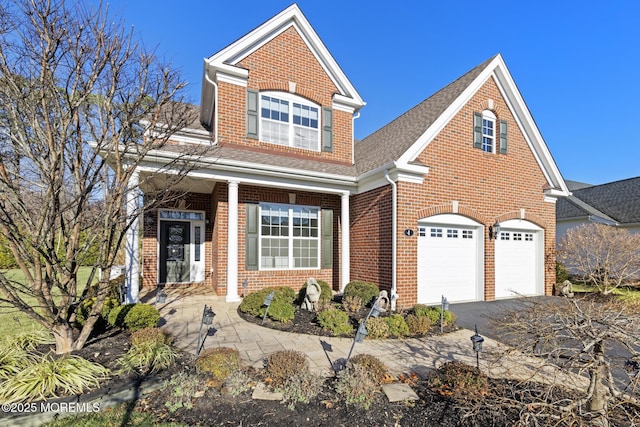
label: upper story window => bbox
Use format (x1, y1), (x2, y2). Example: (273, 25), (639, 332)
(481, 110), (495, 153)
(473, 110), (508, 154)
(260, 92), (320, 151)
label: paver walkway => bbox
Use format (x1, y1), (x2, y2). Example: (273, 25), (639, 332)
(151, 286), (587, 389)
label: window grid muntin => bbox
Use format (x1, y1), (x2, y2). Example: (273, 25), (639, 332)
(462, 230), (473, 239)
(482, 117), (494, 153)
(260, 93), (320, 151)
(500, 232), (510, 240)
(259, 203), (320, 270)
(430, 228), (443, 238)
(447, 229), (459, 238)
(513, 232), (523, 241)
(525, 233), (533, 241)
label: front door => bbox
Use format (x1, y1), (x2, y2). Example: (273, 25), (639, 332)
(159, 221), (191, 283)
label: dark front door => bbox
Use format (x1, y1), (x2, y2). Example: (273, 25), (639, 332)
(159, 221), (191, 283)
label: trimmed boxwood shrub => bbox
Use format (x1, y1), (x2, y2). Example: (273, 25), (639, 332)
(365, 317), (389, 339)
(76, 296), (120, 327)
(343, 281), (379, 306)
(239, 287), (296, 323)
(383, 314), (409, 337)
(413, 304), (455, 325)
(317, 309), (353, 336)
(108, 303), (161, 331)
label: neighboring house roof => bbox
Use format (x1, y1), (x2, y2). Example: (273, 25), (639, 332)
(565, 180), (593, 191)
(557, 177), (640, 224)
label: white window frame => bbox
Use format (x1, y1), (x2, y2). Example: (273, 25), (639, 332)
(260, 92), (321, 151)
(258, 203), (321, 270)
(481, 110), (496, 153)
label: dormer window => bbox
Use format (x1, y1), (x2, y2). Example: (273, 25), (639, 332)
(260, 92), (320, 151)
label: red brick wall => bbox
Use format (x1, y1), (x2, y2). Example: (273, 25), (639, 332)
(217, 26), (353, 165)
(350, 186), (393, 292)
(211, 183), (342, 297)
(406, 76), (555, 305)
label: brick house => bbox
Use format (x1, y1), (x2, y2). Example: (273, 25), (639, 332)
(124, 4), (569, 308)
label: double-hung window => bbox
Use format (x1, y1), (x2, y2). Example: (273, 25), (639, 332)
(260, 203), (320, 269)
(481, 110), (496, 153)
(260, 92), (320, 151)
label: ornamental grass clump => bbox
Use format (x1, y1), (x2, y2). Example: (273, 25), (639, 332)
(0, 345), (34, 380)
(10, 328), (54, 351)
(117, 328), (177, 375)
(0, 354), (110, 404)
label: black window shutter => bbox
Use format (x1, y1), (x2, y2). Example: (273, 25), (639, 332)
(322, 107), (333, 152)
(499, 120), (508, 154)
(321, 209), (333, 268)
(473, 112), (482, 149)
(246, 89), (259, 139)
(245, 203), (259, 270)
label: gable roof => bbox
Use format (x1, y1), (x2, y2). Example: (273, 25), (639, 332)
(557, 177), (640, 224)
(200, 4), (365, 127)
(355, 54), (569, 198)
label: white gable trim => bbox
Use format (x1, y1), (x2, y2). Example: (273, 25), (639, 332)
(396, 54), (569, 197)
(204, 4), (364, 108)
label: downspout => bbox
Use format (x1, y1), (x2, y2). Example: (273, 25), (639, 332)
(203, 64), (219, 144)
(384, 170), (398, 310)
(351, 112), (360, 165)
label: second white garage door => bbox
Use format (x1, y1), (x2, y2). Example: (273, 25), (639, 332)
(494, 219), (543, 298)
(417, 214), (483, 304)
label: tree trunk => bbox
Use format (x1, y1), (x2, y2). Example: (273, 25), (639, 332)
(52, 324), (75, 354)
(588, 341), (610, 427)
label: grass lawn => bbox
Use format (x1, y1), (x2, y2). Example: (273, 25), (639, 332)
(0, 266), (96, 340)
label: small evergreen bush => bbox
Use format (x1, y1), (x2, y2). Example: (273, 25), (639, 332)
(239, 287), (296, 320)
(317, 309), (353, 336)
(429, 361), (489, 398)
(107, 304), (132, 328)
(343, 281), (379, 306)
(76, 296), (120, 327)
(383, 314), (410, 337)
(413, 304), (455, 325)
(335, 363), (378, 409)
(123, 304), (161, 331)
(365, 317), (389, 339)
(196, 347), (242, 382)
(131, 328), (174, 346)
(406, 314), (431, 336)
(267, 299), (295, 323)
(265, 350), (308, 387)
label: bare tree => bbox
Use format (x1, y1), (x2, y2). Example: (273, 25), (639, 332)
(558, 223), (640, 295)
(492, 296), (640, 426)
(0, 0), (201, 353)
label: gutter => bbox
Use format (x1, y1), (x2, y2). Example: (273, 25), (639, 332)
(203, 64), (218, 144)
(384, 170), (398, 310)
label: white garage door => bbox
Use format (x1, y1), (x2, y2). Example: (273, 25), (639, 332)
(417, 215), (482, 304)
(494, 220), (542, 298)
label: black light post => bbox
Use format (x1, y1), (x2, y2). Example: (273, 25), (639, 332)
(440, 295), (449, 333)
(470, 325), (484, 369)
(196, 305), (216, 356)
(346, 295), (383, 365)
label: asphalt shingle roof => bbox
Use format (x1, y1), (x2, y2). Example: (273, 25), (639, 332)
(557, 177), (640, 224)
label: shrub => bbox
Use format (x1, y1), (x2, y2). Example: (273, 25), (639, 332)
(406, 314), (431, 336)
(107, 304), (132, 328)
(342, 295), (363, 315)
(117, 340), (177, 375)
(239, 287), (296, 320)
(317, 309), (353, 336)
(335, 363), (378, 409)
(343, 281), (379, 306)
(223, 369), (252, 397)
(413, 304), (455, 325)
(281, 370), (324, 410)
(365, 317), (389, 339)
(267, 299), (295, 323)
(383, 314), (409, 337)
(429, 361), (489, 398)
(297, 279), (333, 305)
(196, 347), (242, 383)
(0, 354), (110, 404)
(123, 304), (161, 331)
(556, 261), (569, 284)
(131, 328), (174, 346)
(265, 350), (308, 387)
(350, 354), (389, 384)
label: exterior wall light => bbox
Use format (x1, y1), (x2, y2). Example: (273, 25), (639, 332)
(488, 221), (501, 240)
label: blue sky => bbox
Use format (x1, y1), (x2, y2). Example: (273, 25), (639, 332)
(98, 0), (639, 185)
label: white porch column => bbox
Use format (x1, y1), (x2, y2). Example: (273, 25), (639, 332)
(125, 170), (140, 304)
(226, 180), (241, 302)
(341, 191), (350, 291)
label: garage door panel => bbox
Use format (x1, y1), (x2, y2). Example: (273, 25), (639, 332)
(417, 224), (479, 304)
(495, 231), (537, 298)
